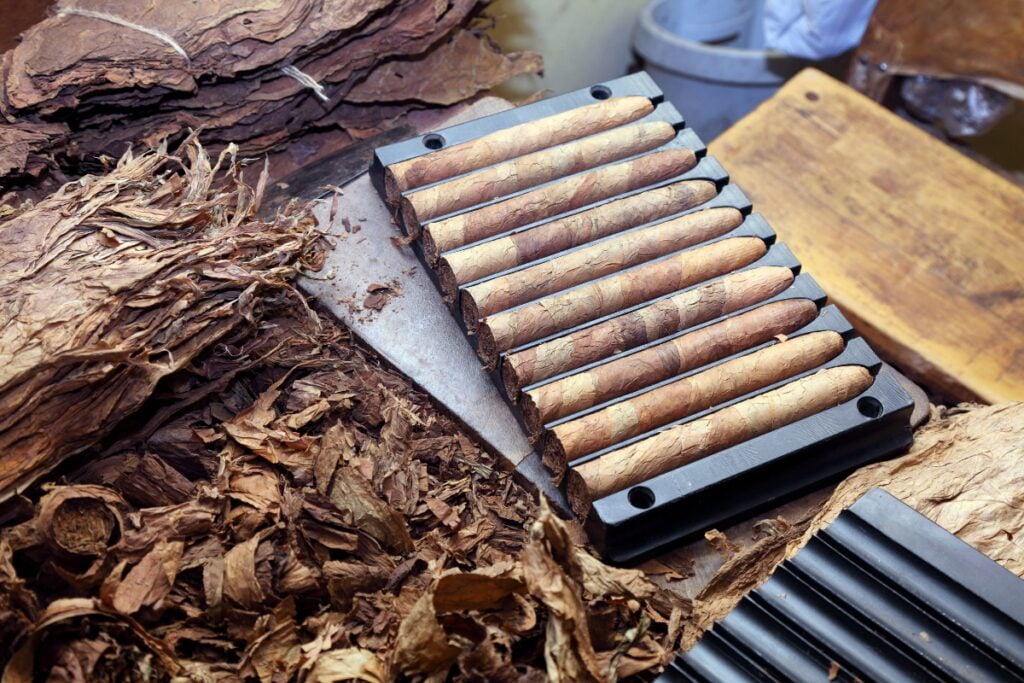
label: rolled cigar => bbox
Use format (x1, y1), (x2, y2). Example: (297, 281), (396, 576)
(401, 121), (677, 226)
(422, 148), (697, 258)
(462, 207), (743, 320)
(522, 296), (819, 437)
(502, 266), (798, 395)
(566, 365), (874, 517)
(544, 331), (845, 480)
(384, 96), (655, 201)
(437, 179), (718, 298)
(476, 236), (767, 367)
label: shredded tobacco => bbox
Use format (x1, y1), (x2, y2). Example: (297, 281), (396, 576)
(0, 141), (687, 681)
(0, 0), (542, 204)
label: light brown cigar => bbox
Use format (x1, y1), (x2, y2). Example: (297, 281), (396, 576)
(543, 331), (845, 481)
(566, 365), (873, 517)
(502, 267), (798, 396)
(462, 207), (743, 320)
(437, 180), (718, 298)
(401, 121), (677, 227)
(522, 296), (819, 438)
(385, 96), (655, 201)
(475, 236), (767, 367)
(421, 148), (697, 259)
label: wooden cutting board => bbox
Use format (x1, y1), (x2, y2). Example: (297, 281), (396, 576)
(710, 68), (1024, 403)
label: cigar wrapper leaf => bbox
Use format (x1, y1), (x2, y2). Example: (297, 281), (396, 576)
(566, 365), (874, 517)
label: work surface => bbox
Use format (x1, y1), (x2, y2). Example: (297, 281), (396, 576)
(710, 68), (1024, 403)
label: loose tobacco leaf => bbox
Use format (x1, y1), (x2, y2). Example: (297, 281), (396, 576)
(0, 129), (690, 679)
(0, 137), (322, 503)
(0, 0), (543, 204)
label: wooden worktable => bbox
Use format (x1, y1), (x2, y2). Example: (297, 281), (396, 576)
(710, 68), (1024, 403)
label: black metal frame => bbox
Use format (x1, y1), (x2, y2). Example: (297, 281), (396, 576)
(660, 488), (1024, 682)
(369, 71), (916, 563)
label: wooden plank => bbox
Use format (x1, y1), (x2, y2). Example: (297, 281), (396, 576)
(710, 68), (1024, 403)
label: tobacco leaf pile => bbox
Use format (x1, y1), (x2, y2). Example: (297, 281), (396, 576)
(0, 140), (687, 681)
(0, 0), (542, 204)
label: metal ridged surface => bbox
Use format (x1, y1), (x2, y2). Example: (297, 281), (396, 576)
(660, 489), (1024, 682)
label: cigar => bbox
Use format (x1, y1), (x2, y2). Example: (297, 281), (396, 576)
(462, 207), (743, 320)
(401, 121), (677, 227)
(476, 236), (767, 367)
(421, 148), (697, 258)
(502, 266), (797, 396)
(521, 296), (819, 437)
(543, 331), (845, 480)
(566, 365), (874, 517)
(384, 95), (655, 201)
(436, 179), (718, 299)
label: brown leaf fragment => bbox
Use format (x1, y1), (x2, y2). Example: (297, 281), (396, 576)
(223, 528), (276, 610)
(433, 568), (525, 613)
(244, 601), (302, 683)
(347, 32), (543, 105)
(306, 647), (389, 682)
(327, 466), (413, 554)
(392, 589), (460, 678)
(425, 496), (461, 529)
(705, 529), (739, 560)
(108, 540), (184, 615)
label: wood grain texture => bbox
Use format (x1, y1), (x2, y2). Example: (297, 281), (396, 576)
(710, 68), (1024, 403)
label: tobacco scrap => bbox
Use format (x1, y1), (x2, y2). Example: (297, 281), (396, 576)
(362, 281), (401, 312)
(0, 1), (543, 205)
(0, 141), (686, 681)
(0, 137), (322, 504)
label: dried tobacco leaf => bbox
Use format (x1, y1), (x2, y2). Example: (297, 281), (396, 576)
(0, 0), (543, 204)
(0, 137), (321, 503)
(0, 128), (694, 679)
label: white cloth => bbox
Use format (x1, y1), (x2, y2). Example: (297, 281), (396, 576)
(763, 0), (878, 59)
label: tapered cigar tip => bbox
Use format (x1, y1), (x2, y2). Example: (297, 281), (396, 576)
(837, 365), (874, 392)
(565, 469), (592, 520)
(460, 292), (481, 334)
(769, 297), (819, 327)
(694, 180), (719, 202)
(666, 147), (699, 170)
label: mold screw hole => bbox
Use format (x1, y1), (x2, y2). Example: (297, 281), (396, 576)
(422, 133), (445, 150)
(590, 85), (612, 100)
(628, 486), (655, 509)
(857, 396), (883, 418)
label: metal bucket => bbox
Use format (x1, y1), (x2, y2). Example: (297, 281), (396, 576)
(634, 0), (810, 139)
